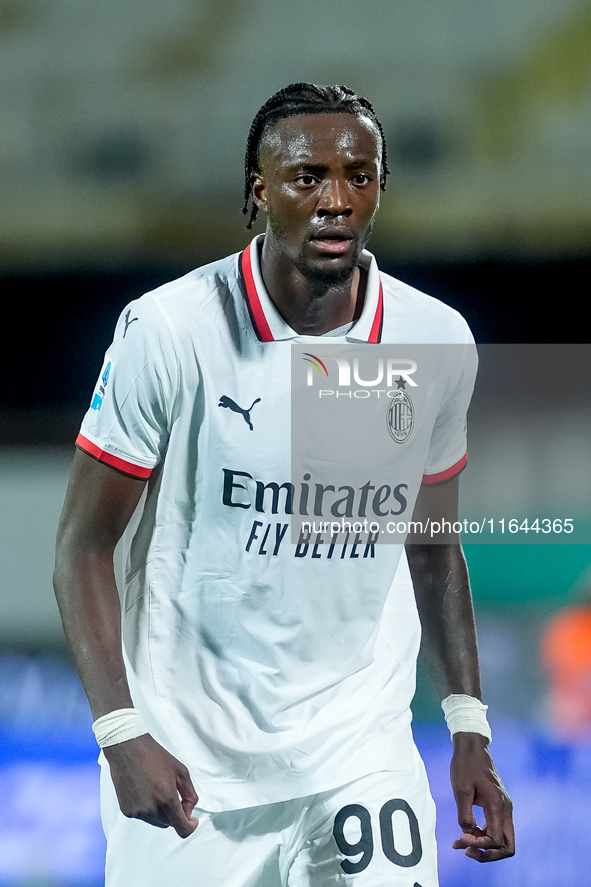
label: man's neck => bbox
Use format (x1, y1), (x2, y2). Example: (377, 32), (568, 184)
(259, 237), (365, 336)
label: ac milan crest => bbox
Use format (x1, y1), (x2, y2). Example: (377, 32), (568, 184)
(387, 391), (414, 443)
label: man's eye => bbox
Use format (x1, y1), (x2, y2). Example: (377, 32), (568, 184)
(296, 175), (318, 185)
(353, 174), (371, 185)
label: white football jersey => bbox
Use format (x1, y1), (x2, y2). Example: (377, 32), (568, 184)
(79, 235), (476, 811)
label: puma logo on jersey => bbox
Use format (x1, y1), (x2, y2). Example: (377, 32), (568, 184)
(123, 309), (138, 338)
(218, 396), (261, 431)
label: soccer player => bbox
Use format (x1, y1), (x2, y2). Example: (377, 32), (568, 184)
(54, 83), (514, 886)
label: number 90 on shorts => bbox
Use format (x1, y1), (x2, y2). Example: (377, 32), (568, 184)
(312, 765), (439, 887)
(333, 799), (422, 873)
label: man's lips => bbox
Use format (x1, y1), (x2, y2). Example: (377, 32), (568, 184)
(309, 230), (354, 256)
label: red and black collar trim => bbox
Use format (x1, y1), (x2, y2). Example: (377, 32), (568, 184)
(240, 242), (274, 342)
(368, 280), (383, 344)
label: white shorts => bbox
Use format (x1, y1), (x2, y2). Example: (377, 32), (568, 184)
(100, 752), (438, 887)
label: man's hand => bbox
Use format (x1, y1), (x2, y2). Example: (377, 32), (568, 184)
(103, 733), (199, 838)
(450, 732), (515, 862)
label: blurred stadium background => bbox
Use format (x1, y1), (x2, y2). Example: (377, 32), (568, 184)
(1, 0), (591, 883)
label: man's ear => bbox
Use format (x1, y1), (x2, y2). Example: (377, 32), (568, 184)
(251, 173), (268, 213)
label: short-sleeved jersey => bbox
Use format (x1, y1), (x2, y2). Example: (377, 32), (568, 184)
(78, 235), (476, 812)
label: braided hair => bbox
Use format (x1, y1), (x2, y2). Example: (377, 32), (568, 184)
(242, 82), (390, 229)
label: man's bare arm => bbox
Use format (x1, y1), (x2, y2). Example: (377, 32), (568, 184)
(54, 448), (145, 716)
(53, 448), (198, 837)
(405, 476), (514, 862)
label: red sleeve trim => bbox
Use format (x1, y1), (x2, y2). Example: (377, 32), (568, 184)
(76, 434), (153, 479)
(422, 452), (467, 485)
(240, 243), (274, 342)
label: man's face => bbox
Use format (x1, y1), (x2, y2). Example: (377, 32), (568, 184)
(253, 112), (382, 284)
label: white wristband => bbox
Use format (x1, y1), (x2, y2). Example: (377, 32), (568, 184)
(441, 694), (492, 742)
(92, 708), (149, 748)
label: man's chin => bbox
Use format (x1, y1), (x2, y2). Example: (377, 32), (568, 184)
(295, 254), (358, 288)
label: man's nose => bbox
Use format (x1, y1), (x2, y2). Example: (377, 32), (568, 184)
(316, 179), (352, 217)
